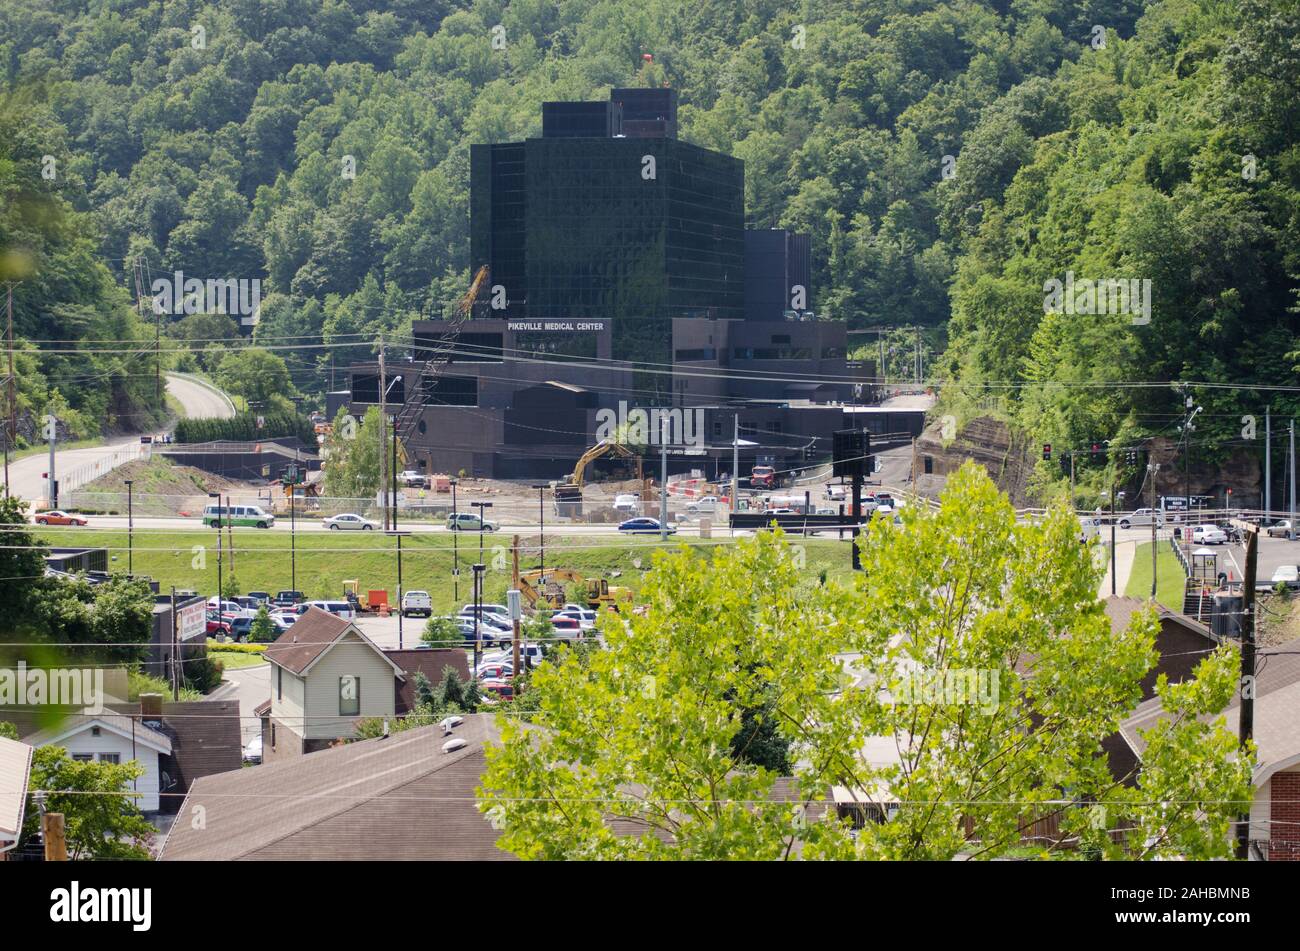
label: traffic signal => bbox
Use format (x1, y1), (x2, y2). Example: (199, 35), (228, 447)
(1042, 443), (1052, 461)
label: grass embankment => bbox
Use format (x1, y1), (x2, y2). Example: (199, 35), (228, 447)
(34, 526), (854, 611)
(1125, 542), (1187, 612)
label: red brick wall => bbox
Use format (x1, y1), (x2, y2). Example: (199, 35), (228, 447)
(1269, 772), (1300, 861)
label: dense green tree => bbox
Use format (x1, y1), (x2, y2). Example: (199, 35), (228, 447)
(22, 746), (155, 860)
(480, 464), (1251, 859)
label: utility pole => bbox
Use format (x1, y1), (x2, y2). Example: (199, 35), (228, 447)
(390, 531), (407, 649)
(378, 335), (387, 532)
(1265, 407), (1271, 519)
(46, 410), (56, 509)
(209, 493), (223, 605)
(3, 280), (18, 499)
(659, 414), (669, 541)
(1110, 479), (1118, 596)
(731, 414), (739, 535)
(290, 458), (297, 593)
(1148, 462), (1160, 600)
(450, 478), (460, 602)
(511, 535), (521, 678)
(170, 586), (179, 701)
(1236, 523), (1258, 859)
(125, 479), (134, 576)
(1284, 420), (1294, 545)
(391, 415), (399, 532)
(225, 493), (234, 581)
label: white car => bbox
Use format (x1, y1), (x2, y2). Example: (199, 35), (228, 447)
(483, 644), (544, 667)
(1191, 524), (1227, 545)
(242, 735), (263, 764)
(1267, 520), (1293, 538)
(461, 603), (511, 620)
(1271, 565), (1299, 588)
(401, 590), (433, 618)
(1117, 508), (1164, 529)
(613, 494), (641, 515)
(323, 513), (378, 531)
(555, 605), (597, 630)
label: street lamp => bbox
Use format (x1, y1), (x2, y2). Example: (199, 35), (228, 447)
(473, 501), (493, 565)
(471, 562), (486, 671)
(208, 491), (222, 609)
(388, 530), (410, 649)
(449, 478), (459, 602)
(532, 484), (547, 579)
(381, 375), (402, 531)
(124, 479), (134, 577)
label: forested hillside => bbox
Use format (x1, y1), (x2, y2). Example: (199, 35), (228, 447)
(1, 0), (1296, 466)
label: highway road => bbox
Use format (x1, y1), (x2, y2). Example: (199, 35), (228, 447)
(3, 372), (234, 506)
(165, 372), (235, 420)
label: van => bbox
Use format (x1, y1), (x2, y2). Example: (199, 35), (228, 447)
(201, 504), (276, 529)
(305, 600), (356, 620)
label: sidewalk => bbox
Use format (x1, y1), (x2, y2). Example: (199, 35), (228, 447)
(1098, 539), (1137, 599)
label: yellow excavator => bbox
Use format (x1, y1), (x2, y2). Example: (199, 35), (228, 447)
(517, 569), (633, 611)
(563, 441), (643, 490)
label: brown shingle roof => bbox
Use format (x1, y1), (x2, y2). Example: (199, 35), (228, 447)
(1120, 636), (1300, 779)
(156, 700), (242, 814)
(261, 607), (352, 674)
(159, 715), (513, 861)
(386, 649), (471, 714)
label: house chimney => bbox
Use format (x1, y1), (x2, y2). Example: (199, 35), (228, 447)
(140, 692), (163, 718)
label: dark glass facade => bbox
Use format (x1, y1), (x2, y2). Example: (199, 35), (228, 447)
(471, 134), (743, 398)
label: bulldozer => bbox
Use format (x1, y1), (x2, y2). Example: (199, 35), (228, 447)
(517, 569), (633, 612)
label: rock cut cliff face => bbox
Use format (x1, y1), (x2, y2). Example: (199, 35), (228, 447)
(911, 418), (1263, 509)
(912, 416), (1035, 507)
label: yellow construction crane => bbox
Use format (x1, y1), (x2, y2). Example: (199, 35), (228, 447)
(457, 264), (489, 319)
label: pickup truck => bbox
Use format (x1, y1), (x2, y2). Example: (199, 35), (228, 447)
(399, 470), (427, 488)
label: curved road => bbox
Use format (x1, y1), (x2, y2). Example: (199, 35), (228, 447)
(166, 372), (236, 420)
(4, 373), (234, 505)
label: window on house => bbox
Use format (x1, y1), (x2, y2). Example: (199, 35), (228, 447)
(98, 753), (120, 765)
(277, 666), (282, 700)
(90, 726), (101, 737)
(271, 723), (276, 749)
(339, 675), (360, 716)
(71, 753), (93, 762)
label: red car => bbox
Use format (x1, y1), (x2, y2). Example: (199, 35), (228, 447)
(480, 678), (515, 701)
(35, 510), (88, 526)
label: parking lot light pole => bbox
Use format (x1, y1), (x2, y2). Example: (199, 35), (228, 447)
(450, 478), (459, 601)
(208, 491), (222, 608)
(473, 501), (493, 565)
(472, 562), (486, 671)
(532, 484), (547, 578)
(124, 479), (134, 577)
(388, 530), (409, 649)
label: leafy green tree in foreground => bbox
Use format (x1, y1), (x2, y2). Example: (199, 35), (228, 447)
(479, 463), (1252, 859)
(22, 747), (155, 860)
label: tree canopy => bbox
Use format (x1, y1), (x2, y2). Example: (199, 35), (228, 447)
(479, 463), (1252, 859)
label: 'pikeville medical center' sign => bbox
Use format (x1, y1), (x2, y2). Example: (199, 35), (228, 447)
(507, 320), (606, 332)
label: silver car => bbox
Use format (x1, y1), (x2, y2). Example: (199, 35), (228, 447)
(1117, 508), (1165, 530)
(323, 513), (378, 531)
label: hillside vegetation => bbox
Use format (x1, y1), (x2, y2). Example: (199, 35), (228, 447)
(1, 0), (1296, 479)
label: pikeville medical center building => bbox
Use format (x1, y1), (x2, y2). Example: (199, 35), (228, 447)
(342, 88), (879, 480)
